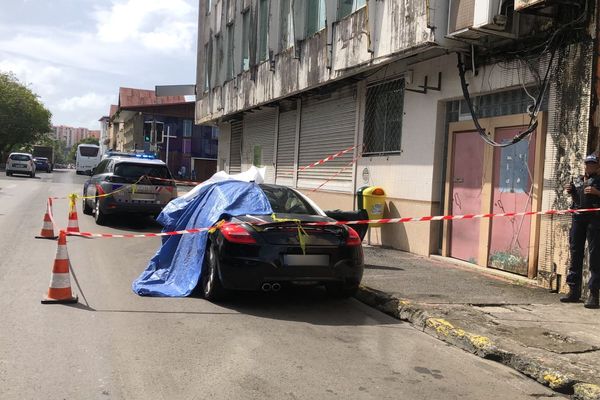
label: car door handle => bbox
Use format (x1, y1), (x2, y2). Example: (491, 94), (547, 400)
(453, 177), (464, 184)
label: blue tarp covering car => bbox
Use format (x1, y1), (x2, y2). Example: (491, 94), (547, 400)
(132, 167), (272, 297)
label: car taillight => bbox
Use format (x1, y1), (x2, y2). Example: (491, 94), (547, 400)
(346, 227), (362, 246)
(220, 223), (257, 244)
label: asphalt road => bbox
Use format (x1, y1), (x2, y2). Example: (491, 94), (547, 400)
(0, 170), (561, 400)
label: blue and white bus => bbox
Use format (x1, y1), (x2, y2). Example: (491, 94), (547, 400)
(76, 144), (101, 175)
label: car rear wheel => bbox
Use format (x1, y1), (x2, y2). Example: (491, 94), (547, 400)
(5, 171), (11, 176)
(325, 281), (359, 298)
(201, 244), (227, 301)
(94, 199), (107, 225)
(82, 198), (93, 215)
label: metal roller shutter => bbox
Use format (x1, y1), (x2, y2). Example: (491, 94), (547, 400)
(275, 108), (297, 187)
(243, 108), (277, 183)
(229, 120), (242, 174)
(298, 85), (357, 192)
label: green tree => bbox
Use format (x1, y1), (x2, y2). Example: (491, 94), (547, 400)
(66, 137), (100, 163)
(18, 133), (68, 164)
(0, 72), (52, 158)
(53, 139), (68, 164)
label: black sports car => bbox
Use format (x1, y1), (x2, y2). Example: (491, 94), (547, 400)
(200, 184), (364, 300)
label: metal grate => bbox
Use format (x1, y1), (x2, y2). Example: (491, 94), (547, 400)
(363, 78), (405, 156)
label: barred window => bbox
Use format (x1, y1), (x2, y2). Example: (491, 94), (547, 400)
(363, 79), (404, 155)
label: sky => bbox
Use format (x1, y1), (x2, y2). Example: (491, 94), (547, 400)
(0, 0), (199, 130)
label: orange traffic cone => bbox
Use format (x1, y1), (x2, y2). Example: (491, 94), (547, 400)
(42, 230), (78, 304)
(36, 198), (58, 239)
(67, 205), (80, 233)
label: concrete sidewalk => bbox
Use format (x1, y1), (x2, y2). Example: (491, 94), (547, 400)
(357, 246), (600, 400)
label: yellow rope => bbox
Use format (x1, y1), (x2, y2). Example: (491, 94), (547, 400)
(271, 213), (309, 255)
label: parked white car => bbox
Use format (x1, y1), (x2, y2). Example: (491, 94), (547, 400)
(6, 152), (36, 178)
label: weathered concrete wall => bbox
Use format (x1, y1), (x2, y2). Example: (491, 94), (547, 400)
(196, 0), (439, 124)
(537, 40), (595, 292)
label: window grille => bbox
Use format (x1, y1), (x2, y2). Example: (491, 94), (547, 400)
(363, 78), (405, 155)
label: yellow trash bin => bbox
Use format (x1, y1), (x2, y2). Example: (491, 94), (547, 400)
(361, 186), (386, 227)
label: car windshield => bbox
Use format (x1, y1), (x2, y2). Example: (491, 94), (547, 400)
(260, 185), (315, 215)
(79, 146), (99, 157)
(10, 154), (30, 161)
(114, 163), (171, 179)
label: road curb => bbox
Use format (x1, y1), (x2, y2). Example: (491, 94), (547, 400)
(355, 286), (600, 399)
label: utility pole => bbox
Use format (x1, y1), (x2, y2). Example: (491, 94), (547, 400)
(163, 126), (177, 172)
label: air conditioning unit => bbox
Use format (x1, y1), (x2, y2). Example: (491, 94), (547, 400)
(448, 0), (518, 40)
(515, 0), (547, 10)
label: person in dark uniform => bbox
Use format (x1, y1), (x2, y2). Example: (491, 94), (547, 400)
(561, 153), (600, 308)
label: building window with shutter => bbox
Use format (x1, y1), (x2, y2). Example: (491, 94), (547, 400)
(215, 34), (223, 83)
(338, 0), (366, 19)
(226, 24), (235, 79)
(241, 10), (250, 71)
(280, 0), (294, 50)
(204, 42), (211, 92)
(258, 0), (269, 62)
(306, 0), (326, 36)
(363, 78), (405, 155)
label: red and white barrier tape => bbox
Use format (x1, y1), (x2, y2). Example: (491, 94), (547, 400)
(299, 145), (356, 172)
(66, 228), (210, 239)
(63, 207), (600, 239)
(310, 156), (359, 193)
(279, 145), (357, 176)
(294, 207), (600, 226)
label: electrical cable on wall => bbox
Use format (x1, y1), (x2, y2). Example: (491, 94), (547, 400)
(457, 51), (553, 148)
(456, 1), (588, 148)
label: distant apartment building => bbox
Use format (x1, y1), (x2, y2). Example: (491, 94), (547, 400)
(52, 125), (100, 148)
(88, 130), (100, 140)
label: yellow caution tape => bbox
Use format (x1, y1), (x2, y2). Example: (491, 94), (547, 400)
(68, 193), (77, 211)
(271, 213), (309, 255)
(75, 176), (146, 201)
(209, 220), (226, 234)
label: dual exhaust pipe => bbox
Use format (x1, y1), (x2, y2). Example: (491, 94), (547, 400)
(261, 282), (281, 292)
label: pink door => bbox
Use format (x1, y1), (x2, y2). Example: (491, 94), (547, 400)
(488, 127), (536, 275)
(450, 131), (484, 264)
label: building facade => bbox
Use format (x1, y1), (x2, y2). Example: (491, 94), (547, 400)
(98, 116), (110, 155)
(109, 88), (218, 179)
(196, 0), (597, 290)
